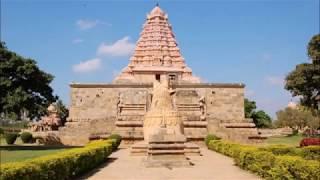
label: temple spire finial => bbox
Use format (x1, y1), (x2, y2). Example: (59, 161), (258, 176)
(156, 2), (159, 7)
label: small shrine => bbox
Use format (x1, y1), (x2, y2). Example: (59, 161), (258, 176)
(30, 103), (62, 132)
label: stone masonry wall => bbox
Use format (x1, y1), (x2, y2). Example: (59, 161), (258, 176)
(60, 83), (247, 145)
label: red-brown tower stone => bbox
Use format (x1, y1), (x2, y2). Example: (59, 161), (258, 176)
(114, 5), (199, 84)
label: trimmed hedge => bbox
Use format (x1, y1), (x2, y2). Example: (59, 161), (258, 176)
(109, 134), (122, 150)
(4, 133), (18, 144)
(208, 140), (320, 180)
(0, 139), (114, 180)
(205, 134), (221, 146)
(20, 132), (33, 143)
(258, 144), (320, 160)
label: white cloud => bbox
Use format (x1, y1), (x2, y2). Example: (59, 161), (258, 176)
(265, 76), (284, 86)
(72, 38), (84, 44)
(97, 36), (135, 57)
(73, 58), (101, 73)
(76, 19), (111, 30)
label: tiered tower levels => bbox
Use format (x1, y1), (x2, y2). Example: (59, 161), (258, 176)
(115, 6), (199, 84)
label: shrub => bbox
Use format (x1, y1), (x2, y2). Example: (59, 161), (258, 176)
(258, 145), (300, 156)
(300, 137), (320, 147)
(257, 144), (320, 161)
(20, 132), (33, 143)
(0, 128), (4, 135)
(4, 133), (18, 144)
(269, 155), (320, 180)
(0, 140), (114, 180)
(301, 146), (320, 160)
(204, 134), (221, 146)
(289, 129), (299, 136)
(207, 140), (320, 180)
(109, 134), (122, 149)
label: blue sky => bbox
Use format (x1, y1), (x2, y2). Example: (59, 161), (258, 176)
(2, 0), (319, 118)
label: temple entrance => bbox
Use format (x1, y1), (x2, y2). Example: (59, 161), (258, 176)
(155, 74), (160, 82)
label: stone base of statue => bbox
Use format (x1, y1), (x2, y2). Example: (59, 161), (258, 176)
(142, 127), (191, 168)
(131, 141), (200, 156)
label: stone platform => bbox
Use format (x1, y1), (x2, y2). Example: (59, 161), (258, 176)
(131, 142), (201, 156)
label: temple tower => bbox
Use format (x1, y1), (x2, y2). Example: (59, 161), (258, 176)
(114, 5), (200, 84)
(61, 5), (261, 147)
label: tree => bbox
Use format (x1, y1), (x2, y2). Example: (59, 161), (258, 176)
(285, 34), (320, 113)
(275, 107), (319, 130)
(285, 63), (320, 111)
(308, 34), (320, 63)
(0, 42), (57, 120)
(244, 98), (272, 128)
(244, 98), (256, 118)
(251, 110), (272, 128)
(55, 100), (69, 125)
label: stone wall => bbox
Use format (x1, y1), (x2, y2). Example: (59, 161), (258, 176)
(258, 128), (293, 137)
(60, 83), (255, 145)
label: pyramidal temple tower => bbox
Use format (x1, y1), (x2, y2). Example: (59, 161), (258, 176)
(60, 5), (262, 146)
(114, 5), (200, 84)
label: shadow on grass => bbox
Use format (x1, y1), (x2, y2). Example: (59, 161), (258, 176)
(75, 157), (118, 180)
(0, 145), (82, 151)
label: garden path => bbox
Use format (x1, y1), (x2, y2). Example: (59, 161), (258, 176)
(81, 148), (260, 180)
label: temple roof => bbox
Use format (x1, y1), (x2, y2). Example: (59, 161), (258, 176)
(148, 5), (166, 18)
(128, 5), (187, 68)
(115, 5), (200, 83)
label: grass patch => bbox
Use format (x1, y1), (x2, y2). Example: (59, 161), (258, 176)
(264, 134), (303, 146)
(0, 136), (73, 163)
(1, 149), (63, 163)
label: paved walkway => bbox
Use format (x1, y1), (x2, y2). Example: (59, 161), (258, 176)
(81, 148), (260, 180)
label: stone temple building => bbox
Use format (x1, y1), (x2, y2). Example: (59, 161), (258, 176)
(59, 5), (259, 146)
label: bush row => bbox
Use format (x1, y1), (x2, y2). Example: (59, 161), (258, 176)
(259, 144), (320, 160)
(208, 140), (320, 180)
(0, 139), (114, 180)
(300, 137), (320, 147)
(3, 132), (33, 144)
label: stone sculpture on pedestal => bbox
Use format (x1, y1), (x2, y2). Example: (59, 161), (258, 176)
(30, 104), (62, 132)
(132, 80), (200, 167)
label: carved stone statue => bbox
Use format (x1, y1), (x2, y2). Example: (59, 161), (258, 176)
(143, 80), (184, 142)
(199, 96), (206, 121)
(30, 104), (62, 132)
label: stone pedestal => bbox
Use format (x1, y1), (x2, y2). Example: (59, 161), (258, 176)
(143, 128), (191, 167)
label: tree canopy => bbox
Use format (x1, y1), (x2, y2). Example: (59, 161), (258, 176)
(308, 34), (320, 63)
(55, 100), (69, 125)
(244, 98), (257, 118)
(244, 98), (272, 128)
(0, 42), (57, 120)
(275, 107), (319, 130)
(285, 34), (320, 113)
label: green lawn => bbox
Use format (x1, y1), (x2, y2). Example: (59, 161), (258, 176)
(0, 136), (70, 164)
(264, 134), (304, 147)
(1, 149), (63, 163)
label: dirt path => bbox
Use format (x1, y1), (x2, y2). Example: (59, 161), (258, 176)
(81, 148), (260, 180)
